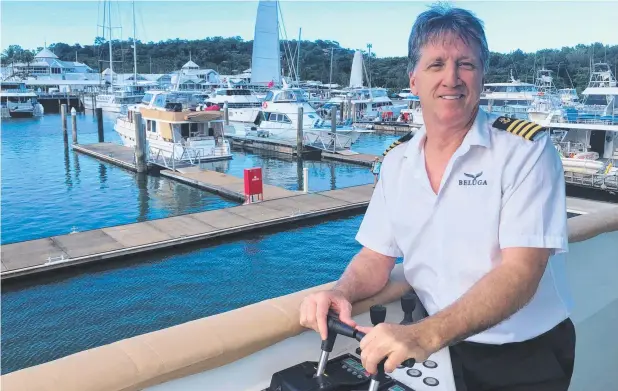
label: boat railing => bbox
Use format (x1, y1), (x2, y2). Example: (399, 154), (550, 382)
(564, 171), (618, 192)
(148, 143), (205, 171)
(303, 130), (353, 152)
(556, 141), (587, 154)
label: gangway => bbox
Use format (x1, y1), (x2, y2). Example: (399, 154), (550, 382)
(147, 144), (212, 171)
(303, 130), (358, 155)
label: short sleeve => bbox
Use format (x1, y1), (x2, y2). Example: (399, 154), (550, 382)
(499, 134), (568, 254)
(355, 173), (403, 258)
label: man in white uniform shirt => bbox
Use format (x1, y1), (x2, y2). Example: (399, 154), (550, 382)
(299, 4), (575, 391)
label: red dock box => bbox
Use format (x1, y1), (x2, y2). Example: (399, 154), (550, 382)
(244, 167), (263, 203)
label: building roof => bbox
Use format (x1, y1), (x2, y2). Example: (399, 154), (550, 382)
(182, 60), (199, 69)
(35, 48), (59, 59)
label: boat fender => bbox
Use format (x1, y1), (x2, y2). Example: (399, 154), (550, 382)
(491, 116), (546, 141)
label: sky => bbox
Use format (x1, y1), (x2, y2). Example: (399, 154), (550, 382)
(1, 0), (618, 58)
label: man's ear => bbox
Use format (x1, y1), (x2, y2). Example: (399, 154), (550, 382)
(409, 71), (418, 96)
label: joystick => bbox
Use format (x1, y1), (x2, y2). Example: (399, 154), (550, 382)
(315, 310), (366, 377)
(400, 291), (417, 325)
(356, 304), (416, 390)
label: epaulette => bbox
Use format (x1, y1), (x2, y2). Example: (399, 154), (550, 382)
(383, 131), (414, 156)
(491, 116), (546, 141)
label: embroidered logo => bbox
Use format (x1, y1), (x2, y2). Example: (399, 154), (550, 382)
(459, 172), (487, 186)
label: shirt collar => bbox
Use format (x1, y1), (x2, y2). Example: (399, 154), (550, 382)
(404, 108), (491, 159)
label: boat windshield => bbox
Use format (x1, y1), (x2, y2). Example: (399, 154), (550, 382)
(273, 89), (307, 103)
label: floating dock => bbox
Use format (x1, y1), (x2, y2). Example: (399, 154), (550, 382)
(159, 167), (298, 202)
(72, 143), (141, 172)
(1, 184), (614, 280)
(228, 135), (320, 157)
(370, 122), (420, 133)
(0, 185), (376, 280)
(321, 151), (380, 167)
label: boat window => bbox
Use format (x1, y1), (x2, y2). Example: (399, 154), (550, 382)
(154, 94), (167, 108)
(281, 114), (291, 123)
(274, 91), (295, 102)
(226, 89), (251, 96)
(585, 95), (608, 106)
(142, 93), (153, 104)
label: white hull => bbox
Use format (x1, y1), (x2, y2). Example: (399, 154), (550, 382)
(227, 122), (361, 144)
(83, 99), (126, 113)
(114, 121), (231, 162)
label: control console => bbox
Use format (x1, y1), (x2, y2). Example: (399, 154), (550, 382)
(267, 291), (455, 391)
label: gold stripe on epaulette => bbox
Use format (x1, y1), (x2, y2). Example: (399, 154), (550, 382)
(517, 122), (537, 137)
(492, 116), (545, 141)
(522, 124), (543, 140)
(506, 119), (524, 133)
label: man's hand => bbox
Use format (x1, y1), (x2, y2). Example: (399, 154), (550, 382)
(299, 289), (357, 340)
(357, 322), (439, 374)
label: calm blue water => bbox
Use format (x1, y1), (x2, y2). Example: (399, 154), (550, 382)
(0, 213), (368, 374)
(1, 113), (236, 244)
(1, 115), (395, 244)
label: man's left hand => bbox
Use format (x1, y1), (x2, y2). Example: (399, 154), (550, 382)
(356, 323), (440, 374)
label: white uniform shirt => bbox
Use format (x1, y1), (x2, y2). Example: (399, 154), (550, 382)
(355, 109), (573, 344)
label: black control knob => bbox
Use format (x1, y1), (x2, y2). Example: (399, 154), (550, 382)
(370, 305), (386, 325)
(400, 291), (417, 325)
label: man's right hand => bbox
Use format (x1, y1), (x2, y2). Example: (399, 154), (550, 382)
(299, 289), (357, 340)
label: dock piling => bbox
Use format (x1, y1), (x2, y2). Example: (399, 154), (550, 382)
(224, 101), (229, 125)
(296, 106), (304, 155)
(61, 104), (67, 136)
(71, 107), (78, 144)
(134, 111), (147, 173)
(95, 108), (104, 142)
(303, 167), (308, 193)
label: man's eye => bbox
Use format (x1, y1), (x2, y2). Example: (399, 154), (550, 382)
(429, 63), (443, 68)
(459, 62), (475, 69)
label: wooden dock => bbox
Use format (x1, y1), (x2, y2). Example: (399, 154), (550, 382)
(321, 151), (380, 167)
(229, 135), (320, 157)
(2, 179), (614, 281)
(72, 143), (140, 172)
(159, 167), (298, 202)
(0, 185), (376, 280)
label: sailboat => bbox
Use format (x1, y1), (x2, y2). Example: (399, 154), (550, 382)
(325, 50), (406, 122)
(83, 0), (145, 113)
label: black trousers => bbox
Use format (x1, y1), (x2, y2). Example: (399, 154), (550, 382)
(450, 318), (576, 391)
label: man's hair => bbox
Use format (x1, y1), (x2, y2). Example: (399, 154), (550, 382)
(407, 3), (489, 75)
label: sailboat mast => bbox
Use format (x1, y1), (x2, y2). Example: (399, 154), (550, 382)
(108, 0), (113, 88)
(296, 28), (301, 85)
(132, 0), (137, 86)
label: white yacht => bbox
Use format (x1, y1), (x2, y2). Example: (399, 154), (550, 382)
(326, 87), (406, 121)
(114, 91), (232, 163)
(83, 84), (147, 113)
(0, 81), (44, 118)
(205, 86), (263, 123)
(538, 63), (618, 192)
(226, 86), (361, 144)
(480, 71), (538, 119)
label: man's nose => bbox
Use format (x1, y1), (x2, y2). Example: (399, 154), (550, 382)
(442, 62), (461, 88)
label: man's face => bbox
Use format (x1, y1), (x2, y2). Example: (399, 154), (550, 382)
(409, 33), (483, 127)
